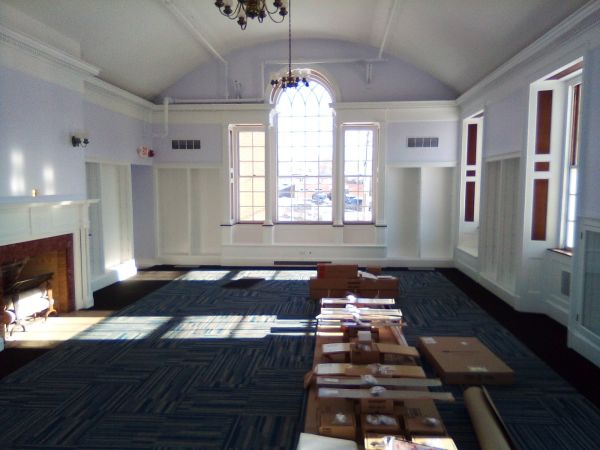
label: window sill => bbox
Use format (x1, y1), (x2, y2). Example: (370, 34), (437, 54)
(548, 248), (573, 257)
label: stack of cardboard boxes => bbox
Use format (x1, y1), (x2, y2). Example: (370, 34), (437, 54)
(309, 264), (399, 300)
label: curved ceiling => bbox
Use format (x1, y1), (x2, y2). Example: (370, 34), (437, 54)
(1, 0), (590, 100)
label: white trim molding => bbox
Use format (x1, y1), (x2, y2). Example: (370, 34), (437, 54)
(0, 24), (99, 77)
(458, 1), (600, 109)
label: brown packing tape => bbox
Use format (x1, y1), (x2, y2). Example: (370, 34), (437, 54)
(464, 386), (515, 450)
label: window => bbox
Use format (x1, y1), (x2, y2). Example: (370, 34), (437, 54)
(343, 126), (376, 223)
(528, 61), (582, 250)
(458, 113), (483, 253)
(233, 126), (265, 223)
(276, 81), (333, 222)
(561, 81), (581, 250)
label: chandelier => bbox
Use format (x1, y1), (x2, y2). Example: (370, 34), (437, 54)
(214, 0), (288, 30)
(270, 0), (308, 91)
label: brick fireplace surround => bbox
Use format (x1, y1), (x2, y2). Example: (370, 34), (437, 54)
(0, 234), (76, 313)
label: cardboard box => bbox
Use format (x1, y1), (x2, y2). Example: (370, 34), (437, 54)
(417, 336), (514, 385)
(309, 277), (362, 300)
(360, 413), (402, 435)
(364, 434), (407, 450)
(412, 436), (459, 450)
(350, 342), (380, 365)
(317, 264), (359, 279)
(318, 399), (356, 441)
(319, 412), (357, 441)
(358, 276), (400, 299)
(400, 399), (446, 436)
(365, 266), (383, 275)
(360, 398), (394, 414)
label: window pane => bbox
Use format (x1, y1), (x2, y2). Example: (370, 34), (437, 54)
(252, 131), (265, 147)
(239, 132), (253, 146)
(239, 147), (253, 161)
(344, 128), (374, 222)
(239, 192), (253, 206)
(239, 161), (253, 176)
(239, 177), (253, 191)
(276, 81), (333, 222)
(240, 207), (253, 221)
(236, 129), (265, 223)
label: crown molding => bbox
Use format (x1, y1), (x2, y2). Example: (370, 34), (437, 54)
(0, 24), (99, 77)
(457, 1), (600, 107)
(85, 77), (155, 109)
(332, 100), (458, 111)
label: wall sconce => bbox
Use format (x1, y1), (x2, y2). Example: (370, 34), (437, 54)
(137, 146), (155, 158)
(71, 135), (90, 148)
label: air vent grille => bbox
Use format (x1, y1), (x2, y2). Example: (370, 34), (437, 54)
(407, 137), (439, 148)
(561, 270), (570, 296)
(172, 139), (201, 150)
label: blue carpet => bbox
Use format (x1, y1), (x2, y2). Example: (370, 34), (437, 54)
(0, 269), (599, 449)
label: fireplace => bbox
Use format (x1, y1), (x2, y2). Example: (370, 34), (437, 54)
(0, 200), (94, 332)
(0, 235), (75, 313)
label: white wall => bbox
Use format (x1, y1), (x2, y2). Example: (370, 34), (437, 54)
(387, 121), (458, 165)
(483, 88), (528, 159)
(0, 64), (86, 200)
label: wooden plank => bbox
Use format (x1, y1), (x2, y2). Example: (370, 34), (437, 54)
(316, 376), (442, 388)
(321, 297), (395, 306)
(319, 308), (402, 316)
(535, 90), (553, 154)
(315, 363), (425, 378)
(375, 343), (420, 358)
(466, 123), (478, 165)
(321, 342), (419, 358)
(318, 387), (454, 402)
(464, 181), (476, 222)
(531, 178), (549, 240)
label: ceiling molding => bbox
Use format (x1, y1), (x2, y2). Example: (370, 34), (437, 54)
(457, 1), (600, 106)
(85, 77), (155, 109)
(0, 24), (99, 77)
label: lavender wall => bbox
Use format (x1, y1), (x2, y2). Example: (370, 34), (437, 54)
(386, 121), (458, 164)
(159, 39), (457, 103)
(0, 64), (86, 200)
(83, 101), (152, 165)
(131, 164), (156, 262)
(483, 88), (529, 159)
(579, 46), (600, 219)
(152, 124), (223, 164)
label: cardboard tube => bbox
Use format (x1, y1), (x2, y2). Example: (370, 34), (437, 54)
(464, 386), (512, 450)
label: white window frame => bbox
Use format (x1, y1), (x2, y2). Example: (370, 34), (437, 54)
(342, 124), (378, 224)
(231, 125), (266, 224)
(274, 79), (335, 224)
(560, 76), (582, 250)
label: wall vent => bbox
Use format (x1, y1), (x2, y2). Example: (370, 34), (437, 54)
(172, 139), (201, 150)
(407, 137), (439, 148)
(274, 260), (330, 266)
(561, 270), (571, 296)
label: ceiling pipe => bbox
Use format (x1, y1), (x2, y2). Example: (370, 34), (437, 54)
(378, 0), (400, 60)
(161, 0), (230, 99)
(169, 97), (265, 104)
(153, 96), (170, 137)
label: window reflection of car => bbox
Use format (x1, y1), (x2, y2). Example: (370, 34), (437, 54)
(311, 191), (330, 205)
(278, 185), (295, 197)
(345, 194), (362, 210)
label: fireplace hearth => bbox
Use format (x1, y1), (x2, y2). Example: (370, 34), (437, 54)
(0, 235), (75, 313)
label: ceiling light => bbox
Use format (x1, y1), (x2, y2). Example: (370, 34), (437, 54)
(270, 0), (308, 91)
(214, 0), (288, 30)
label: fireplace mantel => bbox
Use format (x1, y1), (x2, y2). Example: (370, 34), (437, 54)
(0, 198), (95, 312)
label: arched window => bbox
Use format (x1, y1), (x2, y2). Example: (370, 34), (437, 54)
(276, 80), (334, 222)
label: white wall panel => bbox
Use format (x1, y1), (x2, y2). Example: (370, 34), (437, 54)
(420, 167), (454, 259)
(157, 168), (190, 255)
(386, 168), (420, 258)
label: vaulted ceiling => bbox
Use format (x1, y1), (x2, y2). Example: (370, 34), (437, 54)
(1, 0), (590, 100)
